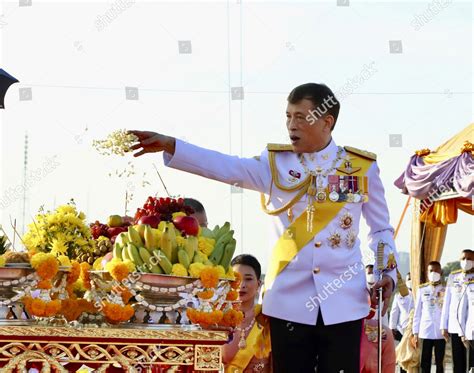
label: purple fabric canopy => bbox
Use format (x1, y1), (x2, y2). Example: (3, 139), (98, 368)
(394, 152), (473, 200)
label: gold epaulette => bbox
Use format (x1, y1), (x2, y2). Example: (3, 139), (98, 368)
(267, 143), (294, 152)
(344, 146), (377, 161)
(451, 269), (462, 275)
(419, 282), (429, 288)
(467, 279), (474, 285)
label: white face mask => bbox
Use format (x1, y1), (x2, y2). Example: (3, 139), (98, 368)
(460, 259), (473, 272)
(428, 272), (441, 283)
(406, 280), (412, 289)
(367, 273), (375, 284)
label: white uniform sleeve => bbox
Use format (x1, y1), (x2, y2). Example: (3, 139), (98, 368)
(440, 275), (452, 331)
(362, 162), (398, 285)
(389, 294), (400, 330)
(413, 288), (423, 335)
(458, 290), (468, 337)
(163, 139), (271, 193)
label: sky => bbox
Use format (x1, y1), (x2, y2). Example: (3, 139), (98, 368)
(0, 0), (472, 272)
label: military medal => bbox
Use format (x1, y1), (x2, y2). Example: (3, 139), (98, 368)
(345, 229), (356, 248)
(328, 231), (342, 248)
(353, 193), (362, 203)
(340, 212), (353, 229)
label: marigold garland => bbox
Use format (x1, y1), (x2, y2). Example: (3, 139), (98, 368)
(80, 262), (91, 290)
(230, 271), (242, 290)
(221, 309), (244, 327)
(31, 253), (59, 281)
(23, 296), (62, 318)
(225, 290), (238, 301)
(105, 258), (135, 282)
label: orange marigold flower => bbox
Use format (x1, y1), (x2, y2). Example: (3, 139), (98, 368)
(109, 262), (130, 282)
(121, 305), (135, 321)
(197, 289), (214, 300)
(222, 309), (244, 327)
(36, 257), (59, 281)
(210, 310), (224, 324)
(226, 290), (238, 301)
(37, 279), (52, 290)
(200, 267), (220, 289)
(230, 271), (242, 290)
(44, 300), (62, 317)
(30, 298), (46, 317)
(67, 261), (81, 284)
(80, 262), (91, 290)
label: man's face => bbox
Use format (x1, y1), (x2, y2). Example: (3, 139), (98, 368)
(460, 251), (474, 262)
(286, 99), (333, 153)
(428, 264), (442, 275)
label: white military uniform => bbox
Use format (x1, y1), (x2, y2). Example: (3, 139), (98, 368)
(163, 138), (398, 326)
(459, 280), (474, 340)
(413, 282), (445, 339)
(440, 269), (474, 335)
(389, 290), (414, 334)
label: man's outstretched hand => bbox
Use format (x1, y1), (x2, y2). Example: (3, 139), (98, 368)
(129, 131), (176, 157)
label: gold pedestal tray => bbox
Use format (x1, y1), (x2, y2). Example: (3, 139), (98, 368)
(0, 323), (229, 372)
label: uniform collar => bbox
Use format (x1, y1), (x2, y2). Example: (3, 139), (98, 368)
(301, 138), (339, 164)
(429, 281), (442, 287)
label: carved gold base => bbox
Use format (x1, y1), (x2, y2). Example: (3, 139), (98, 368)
(0, 326), (228, 372)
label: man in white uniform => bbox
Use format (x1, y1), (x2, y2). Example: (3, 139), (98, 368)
(459, 262), (474, 371)
(131, 83), (398, 372)
(440, 249), (474, 373)
(413, 261), (446, 373)
(390, 272), (414, 373)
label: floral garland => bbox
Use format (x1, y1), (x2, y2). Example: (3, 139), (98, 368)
(186, 268), (243, 328)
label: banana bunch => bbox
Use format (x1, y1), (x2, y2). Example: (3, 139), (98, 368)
(207, 223), (236, 271)
(112, 221), (237, 276)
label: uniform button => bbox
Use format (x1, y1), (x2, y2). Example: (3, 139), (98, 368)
(314, 241), (322, 248)
(313, 267), (320, 274)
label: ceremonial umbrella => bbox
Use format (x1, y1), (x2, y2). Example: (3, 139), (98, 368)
(0, 69), (19, 109)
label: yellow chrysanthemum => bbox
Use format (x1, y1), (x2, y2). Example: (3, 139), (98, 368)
(198, 237), (215, 256)
(105, 258), (132, 282)
(215, 265), (226, 278)
(225, 266), (236, 280)
(50, 239), (68, 257)
(171, 263), (188, 277)
(57, 255), (71, 267)
(188, 262), (206, 278)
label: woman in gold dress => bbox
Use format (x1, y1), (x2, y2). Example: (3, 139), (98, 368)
(223, 254), (272, 373)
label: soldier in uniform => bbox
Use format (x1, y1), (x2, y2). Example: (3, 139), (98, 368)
(413, 261), (446, 373)
(440, 249), (474, 373)
(130, 82), (398, 372)
(459, 257), (474, 370)
(390, 272), (414, 373)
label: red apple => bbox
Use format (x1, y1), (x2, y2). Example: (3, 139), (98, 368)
(173, 216), (199, 236)
(137, 215), (161, 228)
(107, 226), (128, 239)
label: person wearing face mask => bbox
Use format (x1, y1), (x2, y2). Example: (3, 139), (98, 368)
(440, 249), (474, 373)
(223, 254), (271, 373)
(413, 261), (446, 373)
(389, 272), (414, 373)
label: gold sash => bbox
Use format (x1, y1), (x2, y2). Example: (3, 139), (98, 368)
(263, 154), (373, 290)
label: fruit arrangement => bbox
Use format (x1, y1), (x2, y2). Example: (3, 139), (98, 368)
(111, 197), (237, 277)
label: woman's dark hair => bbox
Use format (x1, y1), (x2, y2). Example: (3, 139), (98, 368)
(287, 83), (340, 130)
(231, 254), (262, 280)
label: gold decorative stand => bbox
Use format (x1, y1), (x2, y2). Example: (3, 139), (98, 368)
(0, 324), (228, 372)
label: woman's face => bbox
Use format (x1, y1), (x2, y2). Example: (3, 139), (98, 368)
(233, 264), (260, 304)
